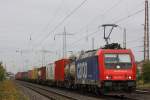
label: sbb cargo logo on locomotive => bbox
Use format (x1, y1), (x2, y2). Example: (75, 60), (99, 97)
(77, 62), (87, 79)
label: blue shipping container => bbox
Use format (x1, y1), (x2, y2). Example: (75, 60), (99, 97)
(75, 56), (99, 85)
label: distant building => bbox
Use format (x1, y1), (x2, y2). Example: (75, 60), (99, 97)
(6, 72), (15, 80)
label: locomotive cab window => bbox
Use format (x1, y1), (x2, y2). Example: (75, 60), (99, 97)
(104, 54), (132, 69)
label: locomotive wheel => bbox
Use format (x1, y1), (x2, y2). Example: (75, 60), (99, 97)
(94, 87), (100, 96)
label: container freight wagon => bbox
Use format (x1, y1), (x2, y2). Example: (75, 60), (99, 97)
(65, 62), (75, 80)
(28, 70), (32, 81)
(31, 68), (38, 81)
(38, 67), (46, 83)
(55, 59), (70, 87)
(46, 63), (55, 85)
(64, 61), (76, 88)
(46, 63), (55, 80)
(15, 72), (22, 80)
(21, 72), (28, 81)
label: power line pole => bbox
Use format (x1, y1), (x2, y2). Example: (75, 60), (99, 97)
(92, 38), (94, 50)
(144, 0), (149, 61)
(16, 49), (24, 71)
(38, 49), (53, 66)
(63, 27), (67, 58)
(123, 28), (126, 49)
(54, 27), (73, 58)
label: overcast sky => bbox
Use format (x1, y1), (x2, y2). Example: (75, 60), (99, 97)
(0, 0), (147, 73)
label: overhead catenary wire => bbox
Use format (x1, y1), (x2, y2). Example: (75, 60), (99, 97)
(58, 0), (123, 50)
(78, 1), (144, 35)
(67, 8), (144, 50)
(70, 0), (123, 36)
(114, 2), (150, 23)
(65, 1), (145, 50)
(42, 0), (65, 32)
(74, 1), (145, 43)
(36, 0), (145, 50)
(32, 1), (146, 63)
(33, 0), (65, 43)
(67, 29), (102, 48)
(113, 9), (144, 24)
(44, 27), (100, 59)
(109, 1), (144, 23)
(126, 37), (143, 43)
(52, 29), (100, 56)
(102, 0), (123, 15)
(34, 0), (123, 50)
(129, 45), (144, 48)
(106, 1), (145, 24)
(35, 0), (88, 47)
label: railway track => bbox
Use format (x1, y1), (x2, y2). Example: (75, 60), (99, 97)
(16, 81), (102, 100)
(16, 80), (150, 100)
(17, 81), (79, 100)
(121, 90), (150, 100)
(136, 89), (150, 94)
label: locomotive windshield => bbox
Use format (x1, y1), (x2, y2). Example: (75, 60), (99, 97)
(104, 54), (132, 69)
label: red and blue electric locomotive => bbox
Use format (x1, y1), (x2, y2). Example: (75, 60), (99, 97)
(74, 45), (136, 94)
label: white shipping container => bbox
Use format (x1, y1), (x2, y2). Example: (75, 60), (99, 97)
(46, 63), (55, 80)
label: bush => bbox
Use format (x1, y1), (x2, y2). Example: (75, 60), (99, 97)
(0, 62), (5, 81)
(143, 61), (150, 83)
(136, 68), (141, 81)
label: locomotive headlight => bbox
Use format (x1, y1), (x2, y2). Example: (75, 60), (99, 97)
(106, 75), (112, 80)
(106, 76), (109, 79)
(128, 76), (132, 80)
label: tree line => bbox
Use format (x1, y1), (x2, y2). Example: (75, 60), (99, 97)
(137, 61), (150, 83)
(0, 62), (6, 81)
(142, 61), (150, 83)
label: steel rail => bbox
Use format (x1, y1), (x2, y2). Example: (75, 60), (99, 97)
(18, 81), (78, 100)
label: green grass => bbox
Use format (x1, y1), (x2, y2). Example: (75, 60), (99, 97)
(0, 80), (28, 100)
(137, 80), (150, 89)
